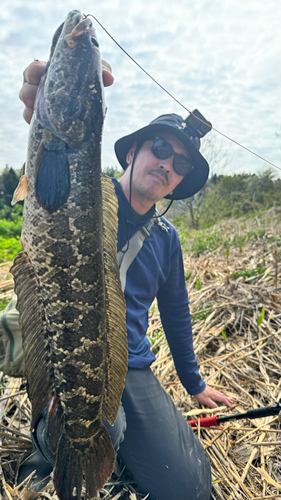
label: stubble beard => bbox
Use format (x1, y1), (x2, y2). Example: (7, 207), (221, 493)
(133, 180), (161, 203)
(132, 169), (169, 203)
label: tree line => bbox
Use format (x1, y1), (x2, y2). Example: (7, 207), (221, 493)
(167, 169), (281, 229)
(0, 166), (22, 220)
(0, 165), (280, 231)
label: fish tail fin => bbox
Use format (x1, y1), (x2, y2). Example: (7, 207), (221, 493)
(53, 425), (115, 500)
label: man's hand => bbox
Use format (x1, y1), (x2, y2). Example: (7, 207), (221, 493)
(19, 59), (114, 124)
(194, 385), (233, 409)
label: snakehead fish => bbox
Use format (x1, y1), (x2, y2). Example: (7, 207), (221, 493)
(10, 10), (127, 500)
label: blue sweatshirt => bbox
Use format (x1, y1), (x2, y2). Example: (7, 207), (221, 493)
(112, 178), (205, 396)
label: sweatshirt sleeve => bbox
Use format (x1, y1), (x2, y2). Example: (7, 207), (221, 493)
(156, 232), (205, 396)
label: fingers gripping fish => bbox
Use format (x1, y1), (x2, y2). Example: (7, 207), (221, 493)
(11, 10), (128, 500)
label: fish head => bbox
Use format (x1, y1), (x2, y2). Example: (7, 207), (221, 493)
(35, 10), (105, 149)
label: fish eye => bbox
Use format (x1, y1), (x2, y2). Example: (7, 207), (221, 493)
(91, 37), (99, 48)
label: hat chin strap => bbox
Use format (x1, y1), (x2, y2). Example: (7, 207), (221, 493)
(118, 150), (137, 256)
(152, 199), (173, 218)
(128, 148), (137, 209)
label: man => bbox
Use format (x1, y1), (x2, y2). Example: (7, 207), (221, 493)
(17, 60), (232, 499)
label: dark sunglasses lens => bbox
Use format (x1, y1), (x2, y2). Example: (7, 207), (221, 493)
(151, 138), (173, 160)
(173, 155), (193, 177)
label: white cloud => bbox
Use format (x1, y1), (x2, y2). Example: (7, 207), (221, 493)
(0, 0), (280, 177)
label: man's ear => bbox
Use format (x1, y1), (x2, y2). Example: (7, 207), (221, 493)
(126, 141), (138, 166)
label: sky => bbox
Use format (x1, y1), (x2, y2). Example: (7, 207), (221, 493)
(0, 0), (280, 178)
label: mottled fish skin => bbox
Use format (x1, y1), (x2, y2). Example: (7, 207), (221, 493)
(11, 10), (127, 500)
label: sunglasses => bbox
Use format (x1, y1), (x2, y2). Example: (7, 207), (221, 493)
(150, 137), (194, 177)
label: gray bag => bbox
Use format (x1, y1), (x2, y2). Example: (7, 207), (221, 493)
(0, 294), (25, 377)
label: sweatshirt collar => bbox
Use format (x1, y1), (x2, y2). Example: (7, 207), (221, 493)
(112, 178), (156, 227)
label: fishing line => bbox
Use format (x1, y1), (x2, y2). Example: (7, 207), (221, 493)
(85, 13), (281, 172)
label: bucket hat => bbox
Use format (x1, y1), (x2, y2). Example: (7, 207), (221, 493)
(114, 112), (212, 200)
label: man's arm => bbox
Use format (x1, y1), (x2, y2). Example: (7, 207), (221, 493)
(19, 59), (114, 123)
(157, 229), (232, 409)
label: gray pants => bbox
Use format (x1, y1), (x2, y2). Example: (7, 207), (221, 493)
(34, 367), (211, 500)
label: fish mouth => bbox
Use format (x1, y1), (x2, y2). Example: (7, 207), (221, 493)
(64, 13), (96, 48)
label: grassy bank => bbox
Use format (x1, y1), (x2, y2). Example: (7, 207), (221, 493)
(0, 208), (22, 261)
(172, 207), (281, 256)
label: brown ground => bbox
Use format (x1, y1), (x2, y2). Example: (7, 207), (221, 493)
(0, 228), (280, 500)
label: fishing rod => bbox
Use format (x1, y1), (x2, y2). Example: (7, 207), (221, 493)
(188, 400), (281, 428)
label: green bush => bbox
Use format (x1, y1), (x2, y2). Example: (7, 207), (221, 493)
(0, 203), (23, 221)
(0, 298), (11, 311)
(190, 232), (227, 253)
(0, 237), (22, 261)
(0, 218), (22, 238)
(231, 267), (265, 280)
(192, 310), (210, 321)
(169, 171), (281, 231)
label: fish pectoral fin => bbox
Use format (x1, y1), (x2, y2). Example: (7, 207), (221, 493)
(53, 427), (114, 500)
(11, 175), (28, 206)
(35, 143), (70, 213)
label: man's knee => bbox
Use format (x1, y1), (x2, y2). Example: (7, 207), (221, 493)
(153, 449), (211, 500)
(171, 453), (211, 500)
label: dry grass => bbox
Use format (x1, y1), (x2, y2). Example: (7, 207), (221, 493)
(0, 234), (280, 500)
(151, 238), (281, 500)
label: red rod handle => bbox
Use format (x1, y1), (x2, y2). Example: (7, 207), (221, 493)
(188, 416), (221, 427)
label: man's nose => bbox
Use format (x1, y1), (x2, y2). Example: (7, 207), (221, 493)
(159, 157), (173, 172)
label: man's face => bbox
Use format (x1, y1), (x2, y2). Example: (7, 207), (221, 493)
(125, 132), (191, 202)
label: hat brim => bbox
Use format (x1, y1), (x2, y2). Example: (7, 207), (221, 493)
(114, 123), (209, 200)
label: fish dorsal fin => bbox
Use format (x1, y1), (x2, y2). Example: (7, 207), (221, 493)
(10, 252), (55, 428)
(101, 174), (128, 425)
